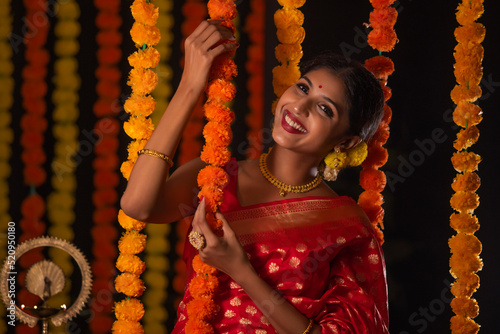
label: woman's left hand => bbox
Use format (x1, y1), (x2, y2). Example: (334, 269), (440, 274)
(191, 198), (253, 281)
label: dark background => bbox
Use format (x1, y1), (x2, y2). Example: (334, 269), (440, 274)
(7, 0), (500, 333)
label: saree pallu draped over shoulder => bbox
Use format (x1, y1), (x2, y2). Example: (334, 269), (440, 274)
(172, 195), (389, 334)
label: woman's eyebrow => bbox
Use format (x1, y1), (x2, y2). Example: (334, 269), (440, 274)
(302, 75), (341, 112)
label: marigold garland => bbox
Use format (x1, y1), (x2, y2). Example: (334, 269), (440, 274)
(89, 0), (122, 332)
(449, 1), (484, 332)
(114, 0), (160, 332)
(244, 0), (265, 158)
(357, 0), (398, 244)
(18, 1), (50, 331)
(272, 0), (305, 115)
(185, 1), (238, 332)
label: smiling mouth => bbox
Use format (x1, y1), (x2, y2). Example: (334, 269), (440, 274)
(284, 112), (307, 133)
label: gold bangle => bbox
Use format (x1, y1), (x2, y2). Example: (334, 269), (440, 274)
(137, 149), (174, 168)
(302, 319), (314, 334)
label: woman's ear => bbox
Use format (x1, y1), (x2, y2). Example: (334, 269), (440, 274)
(335, 135), (362, 152)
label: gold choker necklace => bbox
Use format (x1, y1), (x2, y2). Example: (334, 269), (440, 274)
(259, 152), (322, 197)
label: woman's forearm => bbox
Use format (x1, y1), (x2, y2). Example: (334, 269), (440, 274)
(233, 267), (321, 334)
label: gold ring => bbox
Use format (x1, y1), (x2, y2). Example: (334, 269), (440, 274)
(188, 231), (206, 251)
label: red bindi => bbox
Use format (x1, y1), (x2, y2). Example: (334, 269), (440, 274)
(318, 85), (322, 89)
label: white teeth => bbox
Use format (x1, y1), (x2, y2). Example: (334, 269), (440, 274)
(285, 114), (307, 133)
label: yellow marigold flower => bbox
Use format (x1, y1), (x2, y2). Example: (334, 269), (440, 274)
(324, 151), (348, 170)
(118, 230), (147, 255)
(126, 139), (147, 162)
(124, 94), (156, 117)
(115, 298), (145, 322)
(347, 141), (368, 167)
(115, 272), (146, 297)
(274, 8), (304, 29)
(116, 253), (146, 276)
(128, 46), (160, 69)
(131, 0), (159, 26)
(118, 209), (146, 231)
(272, 64), (300, 88)
(451, 151), (481, 173)
(127, 67), (158, 96)
(277, 0), (306, 8)
(453, 101), (482, 128)
(276, 25), (305, 44)
(130, 22), (161, 46)
(275, 43), (303, 65)
(120, 160), (134, 181)
(123, 115), (154, 140)
(111, 319), (144, 334)
(54, 20), (81, 38)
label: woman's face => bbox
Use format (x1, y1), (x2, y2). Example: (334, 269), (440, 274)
(273, 68), (352, 159)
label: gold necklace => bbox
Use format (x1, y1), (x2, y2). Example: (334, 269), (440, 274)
(259, 152), (322, 197)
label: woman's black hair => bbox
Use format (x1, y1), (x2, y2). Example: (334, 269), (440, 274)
(299, 52), (385, 142)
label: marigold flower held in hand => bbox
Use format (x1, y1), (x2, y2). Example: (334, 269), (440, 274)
(114, 273), (146, 297)
(115, 298), (145, 321)
(192, 254), (218, 275)
(131, 0), (159, 26)
(454, 126), (480, 151)
(198, 185), (224, 213)
(450, 213), (479, 234)
(451, 273), (480, 298)
(451, 151), (481, 173)
(118, 230), (147, 254)
(207, 0), (237, 20)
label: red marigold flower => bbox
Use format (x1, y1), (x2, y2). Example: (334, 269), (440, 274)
(208, 0), (237, 20)
(367, 27), (398, 52)
(358, 190), (384, 207)
(360, 169), (387, 192)
(369, 7), (398, 29)
(209, 55), (237, 81)
(369, 0), (396, 8)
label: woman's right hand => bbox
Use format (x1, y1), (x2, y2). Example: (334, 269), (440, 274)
(180, 20), (237, 92)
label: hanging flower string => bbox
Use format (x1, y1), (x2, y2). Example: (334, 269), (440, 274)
(173, 0), (207, 309)
(244, 0), (265, 159)
(185, 1), (237, 332)
(272, 0), (306, 113)
(358, 0), (398, 244)
(449, 1), (484, 333)
(18, 2), (50, 332)
(113, 0), (161, 333)
(143, 0), (173, 331)
(89, 0), (122, 332)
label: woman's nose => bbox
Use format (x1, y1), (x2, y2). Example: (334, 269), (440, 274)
(289, 97), (309, 116)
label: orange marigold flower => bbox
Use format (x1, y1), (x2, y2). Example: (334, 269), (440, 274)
(123, 94), (156, 116)
(274, 8), (304, 29)
(454, 22), (486, 44)
(130, 22), (161, 46)
(359, 202), (385, 228)
(367, 27), (398, 52)
(371, 121), (390, 145)
(451, 151), (481, 173)
(450, 191), (479, 213)
(128, 47), (160, 69)
(450, 83), (482, 104)
(208, 0), (237, 20)
(275, 43), (303, 65)
(198, 185), (224, 213)
(453, 64), (483, 88)
(200, 144), (231, 167)
(184, 318), (213, 334)
(382, 104), (392, 123)
(381, 82), (392, 101)
(450, 315), (479, 334)
(203, 121), (232, 147)
(206, 79), (236, 103)
(369, 0), (396, 8)
(115, 298), (145, 321)
(277, 0), (306, 8)
(186, 296), (217, 320)
(362, 145), (388, 169)
(120, 160), (134, 180)
(116, 254), (146, 276)
(126, 139), (147, 162)
(114, 273), (146, 297)
(127, 67), (158, 96)
(197, 165), (228, 190)
(450, 213), (479, 234)
(452, 172), (480, 192)
(111, 319), (144, 334)
(188, 274), (219, 299)
(451, 273), (480, 298)
(454, 125), (479, 151)
(369, 7), (398, 29)
(273, 64), (300, 89)
(456, 0), (484, 26)
(365, 56), (395, 80)
(449, 233), (482, 256)
(123, 115), (154, 140)
(276, 25), (305, 44)
(192, 255), (217, 275)
(131, 0), (159, 26)
(360, 169), (387, 192)
(203, 103), (235, 124)
(451, 297), (479, 318)
(209, 56), (237, 81)
(118, 230), (147, 255)
(358, 190), (384, 208)
(453, 101), (482, 128)
(449, 252), (483, 278)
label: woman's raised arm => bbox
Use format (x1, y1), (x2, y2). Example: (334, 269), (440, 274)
(120, 21), (237, 224)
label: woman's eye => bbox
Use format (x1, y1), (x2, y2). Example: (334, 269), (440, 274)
(297, 83), (308, 94)
(320, 105), (334, 118)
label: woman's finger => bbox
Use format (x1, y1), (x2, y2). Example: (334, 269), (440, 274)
(216, 211), (235, 239)
(193, 198), (218, 246)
